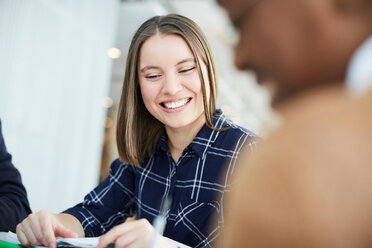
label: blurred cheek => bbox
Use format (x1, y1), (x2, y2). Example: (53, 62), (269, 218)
(234, 43), (246, 70)
(234, 30), (254, 71)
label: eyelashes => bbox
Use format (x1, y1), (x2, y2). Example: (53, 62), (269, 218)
(144, 67), (196, 79)
(179, 67), (195, 73)
(145, 74), (160, 79)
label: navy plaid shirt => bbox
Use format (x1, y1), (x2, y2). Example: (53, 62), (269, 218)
(64, 110), (257, 247)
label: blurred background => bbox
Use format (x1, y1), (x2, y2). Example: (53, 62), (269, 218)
(0, 0), (275, 213)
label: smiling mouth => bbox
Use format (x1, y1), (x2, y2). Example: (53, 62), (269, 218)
(161, 98), (192, 109)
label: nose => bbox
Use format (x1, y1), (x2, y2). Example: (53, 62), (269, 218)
(162, 72), (183, 95)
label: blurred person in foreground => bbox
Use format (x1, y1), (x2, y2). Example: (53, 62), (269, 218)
(0, 119), (31, 232)
(217, 0), (372, 247)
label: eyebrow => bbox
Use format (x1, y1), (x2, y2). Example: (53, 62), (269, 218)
(140, 58), (195, 73)
(140, 65), (159, 73)
(175, 58), (195, 65)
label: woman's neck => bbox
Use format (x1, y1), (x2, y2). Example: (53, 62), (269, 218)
(165, 113), (206, 163)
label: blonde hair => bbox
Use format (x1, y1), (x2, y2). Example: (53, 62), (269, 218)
(116, 14), (218, 167)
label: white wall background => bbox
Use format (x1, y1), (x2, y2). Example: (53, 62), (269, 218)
(0, 0), (119, 213)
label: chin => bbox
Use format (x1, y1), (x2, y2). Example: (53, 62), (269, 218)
(165, 121), (190, 130)
(271, 89), (295, 109)
(272, 84), (314, 110)
(271, 97), (282, 109)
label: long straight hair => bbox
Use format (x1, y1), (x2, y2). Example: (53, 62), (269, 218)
(116, 14), (218, 167)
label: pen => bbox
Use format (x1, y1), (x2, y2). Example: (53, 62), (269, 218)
(148, 196), (172, 248)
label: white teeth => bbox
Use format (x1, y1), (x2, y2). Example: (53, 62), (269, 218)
(163, 98), (189, 109)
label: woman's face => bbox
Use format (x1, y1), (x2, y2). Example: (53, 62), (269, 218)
(138, 33), (209, 131)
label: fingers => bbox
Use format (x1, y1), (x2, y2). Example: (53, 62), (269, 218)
(97, 219), (154, 248)
(17, 214), (41, 245)
(97, 222), (131, 248)
(16, 224), (29, 245)
(32, 214), (48, 245)
(16, 210), (58, 247)
(54, 225), (78, 239)
(39, 211), (58, 247)
(114, 232), (137, 248)
(115, 221), (151, 248)
(118, 232), (176, 248)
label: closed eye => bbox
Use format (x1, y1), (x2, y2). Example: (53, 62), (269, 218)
(179, 67), (195, 73)
(145, 74), (161, 79)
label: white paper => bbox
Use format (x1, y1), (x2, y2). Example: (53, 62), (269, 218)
(3, 231), (20, 244)
(0, 232), (191, 248)
(0, 231), (97, 248)
(163, 237), (191, 248)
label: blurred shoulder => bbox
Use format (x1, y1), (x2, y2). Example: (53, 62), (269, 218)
(238, 85), (372, 178)
(221, 86), (372, 247)
(278, 85), (372, 154)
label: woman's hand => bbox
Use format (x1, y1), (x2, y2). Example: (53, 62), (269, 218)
(16, 210), (79, 248)
(97, 219), (176, 248)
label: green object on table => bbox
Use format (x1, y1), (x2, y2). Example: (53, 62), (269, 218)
(0, 241), (21, 248)
(0, 241), (34, 248)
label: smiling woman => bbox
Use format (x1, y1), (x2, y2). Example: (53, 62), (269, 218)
(16, 14), (257, 248)
(138, 34), (208, 162)
(116, 14), (219, 168)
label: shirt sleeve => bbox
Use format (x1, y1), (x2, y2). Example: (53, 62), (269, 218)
(63, 159), (137, 237)
(0, 120), (32, 232)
